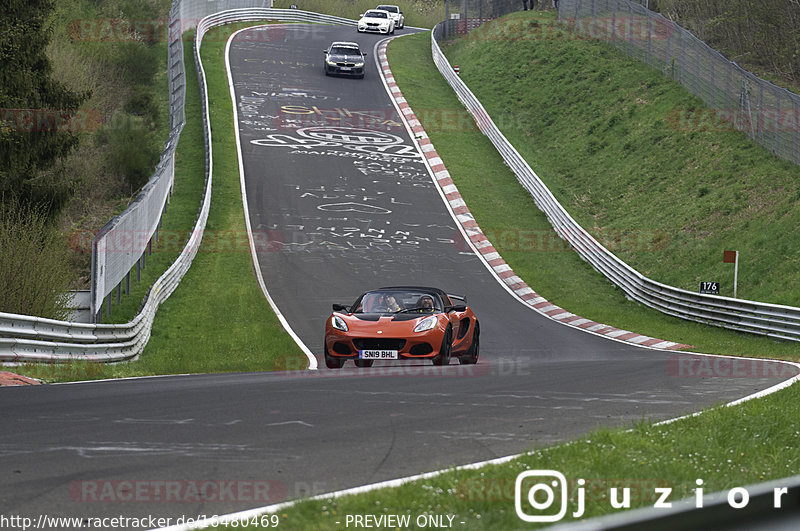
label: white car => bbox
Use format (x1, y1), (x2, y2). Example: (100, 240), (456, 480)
(357, 9), (395, 34)
(376, 5), (404, 29)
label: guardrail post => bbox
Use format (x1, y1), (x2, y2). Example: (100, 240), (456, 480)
(646, 10), (651, 65)
(794, 98), (799, 165)
(775, 90), (780, 156)
(694, 43), (700, 97)
(758, 82), (764, 144)
(628, 2), (633, 56)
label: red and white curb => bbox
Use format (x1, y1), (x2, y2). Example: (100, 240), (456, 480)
(0, 371), (41, 386)
(377, 39), (690, 351)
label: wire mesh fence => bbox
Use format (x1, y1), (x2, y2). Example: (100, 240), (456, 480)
(440, 0), (557, 37)
(559, 0), (800, 166)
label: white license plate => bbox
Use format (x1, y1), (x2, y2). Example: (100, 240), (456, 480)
(359, 350), (398, 360)
(340, 67), (351, 71)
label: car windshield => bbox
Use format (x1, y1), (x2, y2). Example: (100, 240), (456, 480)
(377, 6), (398, 13)
(353, 290), (441, 314)
(365, 11), (387, 18)
(330, 46), (359, 55)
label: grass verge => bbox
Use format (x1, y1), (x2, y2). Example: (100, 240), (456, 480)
(15, 24), (306, 382)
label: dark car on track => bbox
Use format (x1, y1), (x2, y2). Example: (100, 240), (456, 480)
(324, 286), (480, 368)
(323, 41), (367, 78)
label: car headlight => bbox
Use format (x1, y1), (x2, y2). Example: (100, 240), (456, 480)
(414, 315), (437, 333)
(326, 59), (337, 65)
(331, 315), (348, 332)
(354, 61), (364, 67)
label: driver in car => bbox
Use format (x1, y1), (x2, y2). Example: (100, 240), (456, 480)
(417, 296), (435, 312)
(372, 294), (401, 312)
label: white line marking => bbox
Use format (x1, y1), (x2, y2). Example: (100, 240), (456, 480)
(226, 26), (317, 370)
(266, 420), (313, 427)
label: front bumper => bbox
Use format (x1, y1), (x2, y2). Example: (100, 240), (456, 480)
(325, 64), (364, 76)
(358, 23), (391, 33)
(326, 331), (438, 359)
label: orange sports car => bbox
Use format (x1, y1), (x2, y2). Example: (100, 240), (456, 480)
(324, 286), (480, 368)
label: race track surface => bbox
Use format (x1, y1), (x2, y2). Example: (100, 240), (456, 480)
(1, 24), (796, 527)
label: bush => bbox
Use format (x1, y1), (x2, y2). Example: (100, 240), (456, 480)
(0, 200), (73, 319)
(99, 113), (160, 192)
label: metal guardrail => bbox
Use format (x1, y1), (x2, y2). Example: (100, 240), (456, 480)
(431, 22), (800, 342)
(0, 6), (356, 363)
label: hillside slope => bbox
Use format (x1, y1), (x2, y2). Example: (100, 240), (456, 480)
(443, 11), (800, 306)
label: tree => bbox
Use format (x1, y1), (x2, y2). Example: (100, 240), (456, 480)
(0, 0), (87, 214)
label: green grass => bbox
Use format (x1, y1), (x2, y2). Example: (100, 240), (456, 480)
(445, 12), (800, 307)
(16, 24), (306, 382)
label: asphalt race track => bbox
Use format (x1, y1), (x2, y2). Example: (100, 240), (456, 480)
(1, 23), (798, 527)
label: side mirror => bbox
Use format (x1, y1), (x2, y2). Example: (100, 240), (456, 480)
(332, 303), (348, 312)
(362, 52), (367, 57)
(359, 13), (364, 17)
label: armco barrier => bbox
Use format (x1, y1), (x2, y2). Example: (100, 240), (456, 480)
(0, 6), (357, 363)
(431, 21), (800, 342)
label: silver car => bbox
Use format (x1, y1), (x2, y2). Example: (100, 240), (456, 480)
(376, 5), (405, 29)
(357, 9), (395, 34)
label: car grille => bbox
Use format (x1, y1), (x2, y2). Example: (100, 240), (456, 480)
(409, 343), (433, 356)
(353, 338), (405, 350)
(333, 342), (352, 355)
(336, 62), (356, 67)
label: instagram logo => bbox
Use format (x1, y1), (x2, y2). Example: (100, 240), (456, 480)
(514, 470), (568, 522)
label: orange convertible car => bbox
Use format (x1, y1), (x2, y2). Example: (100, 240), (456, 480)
(324, 286), (480, 368)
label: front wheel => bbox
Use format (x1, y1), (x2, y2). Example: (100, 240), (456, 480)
(459, 325), (479, 365)
(324, 343), (345, 369)
(432, 327), (452, 366)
